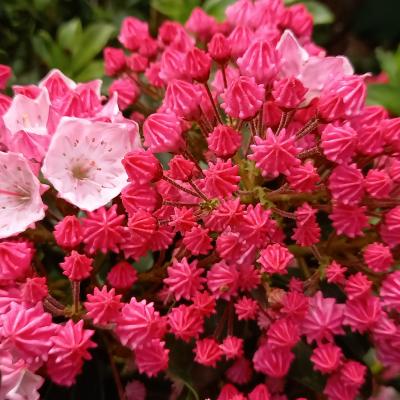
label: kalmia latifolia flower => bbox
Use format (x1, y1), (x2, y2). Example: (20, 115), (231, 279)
(1, 0), (400, 397)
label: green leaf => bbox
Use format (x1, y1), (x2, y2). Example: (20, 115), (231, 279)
(376, 47), (400, 86)
(303, 1), (334, 25)
(33, 30), (68, 71)
(74, 60), (104, 81)
(367, 83), (400, 116)
(203, 0), (235, 21)
(151, 0), (200, 23)
(57, 18), (82, 53)
(134, 252), (154, 272)
(71, 23), (115, 74)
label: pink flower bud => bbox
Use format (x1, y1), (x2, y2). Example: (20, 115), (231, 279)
(103, 47), (126, 76)
(272, 77), (307, 109)
(122, 149), (162, 185)
(185, 7), (217, 43)
(109, 78), (140, 110)
(60, 251), (93, 281)
(163, 80), (201, 120)
(208, 33), (231, 64)
(318, 94), (345, 122)
(168, 155), (195, 181)
(364, 242), (393, 273)
(118, 17), (149, 51)
(237, 40), (280, 85)
(159, 48), (188, 82)
(126, 54), (148, 73)
(0, 64), (12, 90)
(221, 76), (264, 120)
(143, 112), (183, 153)
(186, 48), (211, 83)
(207, 125), (242, 158)
(107, 261), (138, 290)
(282, 4), (313, 38)
(54, 215), (83, 249)
(365, 169), (393, 199)
(227, 26), (252, 59)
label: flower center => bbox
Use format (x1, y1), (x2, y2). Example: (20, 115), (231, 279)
(71, 160), (96, 180)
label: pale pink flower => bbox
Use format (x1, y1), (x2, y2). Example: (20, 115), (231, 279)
(0, 152), (46, 239)
(0, 351), (44, 400)
(42, 117), (140, 211)
(2, 88), (51, 161)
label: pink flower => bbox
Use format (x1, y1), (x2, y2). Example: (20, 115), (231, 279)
(143, 112), (183, 153)
(192, 291), (216, 317)
(216, 230), (243, 262)
(0, 351), (44, 400)
(168, 304), (203, 341)
(328, 164), (364, 205)
(82, 205), (125, 254)
(237, 40), (280, 85)
(0, 240), (33, 280)
(226, 0), (255, 27)
(116, 298), (166, 350)
(42, 117), (140, 211)
(344, 295), (381, 333)
(217, 384), (241, 400)
(321, 124), (357, 164)
(3, 88), (51, 161)
(164, 257), (205, 300)
(250, 128), (299, 177)
(54, 215), (83, 249)
(235, 296), (259, 320)
(206, 198), (245, 232)
(39, 69), (75, 101)
(183, 226), (212, 255)
(0, 302), (54, 361)
(118, 17), (149, 51)
(204, 159), (240, 198)
(302, 291), (344, 343)
(0, 152), (46, 239)
(168, 155), (195, 181)
(169, 206), (196, 233)
(221, 76), (264, 120)
(380, 205), (400, 247)
(330, 204), (369, 238)
(194, 338), (222, 367)
(207, 125), (242, 158)
(258, 243), (293, 275)
(253, 343), (294, 378)
(228, 26), (253, 59)
(380, 271), (400, 312)
(365, 169), (393, 199)
(122, 149), (162, 185)
(207, 261), (239, 300)
(310, 343), (342, 374)
(267, 318), (300, 349)
(341, 360), (366, 388)
(324, 372), (359, 400)
(84, 286), (122, 325)
(159, 48), (188, 82)
(281, 291), (309, 322)
(122, 183), (162, 214)
(220, 336), (244, 360)
(60, 251), (93, 281)
(107, 261), (138, 290)
(134, 339), (169, 377)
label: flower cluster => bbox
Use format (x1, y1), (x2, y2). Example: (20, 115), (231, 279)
(0, 0), (400, 399)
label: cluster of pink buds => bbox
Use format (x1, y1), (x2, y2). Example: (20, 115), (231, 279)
(0, 0), (400, 399)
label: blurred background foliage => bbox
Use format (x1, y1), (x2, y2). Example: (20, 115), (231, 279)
(1, 0), (400, 112)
